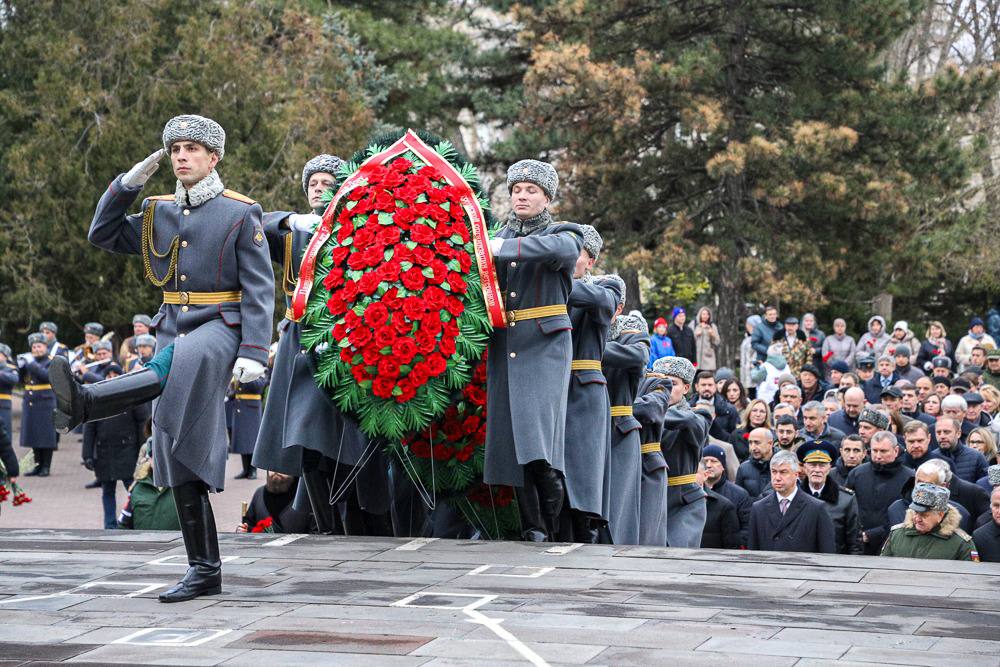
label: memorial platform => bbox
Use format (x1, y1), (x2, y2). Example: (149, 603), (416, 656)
(1, 529), (998, 666)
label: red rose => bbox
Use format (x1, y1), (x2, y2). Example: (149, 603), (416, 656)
(465, 385), (486, 406)
(391, 157), (413, 173)
(358, 272), (381, 296)
(332, 246), (350, 266)
(347, 187), (366, 201)
(344, 310), (361, 329)
(348, 326), (373, 348)
(432, 444), (451, 461)
(457, 252), (471, 272)
(375, 326), (396, 348)
(409, 362), (430, 386)
(443, 421), (463, 441)
(402, 297), (425, 322)
(429, 206), (450, 224)
(434, 240), (455, 257)
(448, 273), (467, 293)
(377, 357), (401, 378)
(351, 364), (371, 383)
(455, 445), (473, 462)
(396, 377), (417, 403)
(323, 268), (345, 290)
(393, 317), (414, 335)
(419, 166), (442, 181)
(393, 337), (418, 363)
(347, 252), (367, 271)
(378, 261), (401, 283)
(340, 281), (359, 302)
(354, 226), (376, 248)
(401, 267), (426, 291)
(373, 375), (396, 399)
(412, 246), (435, 266)
(440, 335), (456, 356)
(339, 347), (353, 363)
(426, 353), (447, 376)
(427, 260), (448, 285)
(393, 206), (418, 227)
(362, 345), (381, 366)
(363, 302), (388, 328)
(424, 286), (446, 310)
(445, 297), (464, 317)
(381, 170), (405, 189)
(428, 188), (449, 204)
(421, 316), (442, 336)
(410, 224), (436, 245)
(415, 331), (436, 354)
(410, 440), (431, 458)
(393, 243), (413, 263)
(463, 415), (480, 434)
(374, 190), (397, 212)
(327, 296), (348, 315)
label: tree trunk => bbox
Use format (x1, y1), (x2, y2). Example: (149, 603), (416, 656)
(715, 263), (746, 370)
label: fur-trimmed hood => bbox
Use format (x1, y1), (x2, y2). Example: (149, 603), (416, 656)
(903, 505), (961, 537)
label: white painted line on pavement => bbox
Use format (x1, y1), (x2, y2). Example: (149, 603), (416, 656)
(0, 581), (166, 606)
(545, 543), (582, 555)
(391, 591), (496, 611)
(466, 565), (554, 578)
(395, 537), (438, 551)
(465, 608), (550, 667)
(113, 627), (233, 647)
(263, 534), (306, 547)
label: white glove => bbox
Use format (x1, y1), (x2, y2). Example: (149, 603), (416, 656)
(122, 149), (166, 188)
(16, 353), (31, 368)
(232, 357), (266, 383)
(489, 238), (504, 255)
(288, 213), (322, 233)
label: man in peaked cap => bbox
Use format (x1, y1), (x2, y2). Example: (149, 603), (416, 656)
(556, 225), (620, 543)
(881, 483), (978, 560)
(51, 113), (273, 603)
(484, 158), (584, 542)
(798, 440), (862, 554)
(38, 322), (70, 360)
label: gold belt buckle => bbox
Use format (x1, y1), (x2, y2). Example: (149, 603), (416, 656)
(179, 291), (190, 305)
(506, 310), (516, 323)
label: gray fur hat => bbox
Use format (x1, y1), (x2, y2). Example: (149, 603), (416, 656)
(988, 464), (1000, 488)
(909, 482), (949, 513)
(596, 273), (626, 308)
(39, 321), (57, 334)
(302, 154), (344, 195)
(0, 343), (11, 358)
(652, 356), (696, 385)
(92, 340), (112, 353)
(132, 314), (152, 326)
(83, 322), (104, 336)
(27, 332), (46, 346)
(162, 115), (226, 159)
(859, 407), (890, 431)
(580, 224), (603, 259)
(507, 159), (558, 199)
(135, 334), (157, 348)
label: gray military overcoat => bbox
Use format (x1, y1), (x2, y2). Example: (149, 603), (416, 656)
(662, 399), (711, 548)
(563, 279), (620, 519)
(90, 174), (274, 491)
(603, 325), (650, 545)
(634, 374), (672, 546)
(484, 222), (583, 487)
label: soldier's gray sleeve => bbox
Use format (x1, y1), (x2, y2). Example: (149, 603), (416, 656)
(494, 224), (583, 272)
(568, 280), (618, 318)
(88, 174), (144, 255)
(262, 210), (294, 264)
(604, 333), (650, 370)
(235, 203), (275, 365)
(633, 386), (670, 423)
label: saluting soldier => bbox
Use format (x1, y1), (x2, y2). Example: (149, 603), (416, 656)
(39, 322), (70, 360)
(634, 369), (673, 546)
(51, 114), (274, 602)
(656, 356), (711, 548)
(119, 314), (153, 367)
(0, 344), (17, 440)
(253, 154), (391, 535)
(602, 309), (651, 545)
(18, 332), (58, 477)
(485, 159), (584, 541)
(559, 225), (619, 543)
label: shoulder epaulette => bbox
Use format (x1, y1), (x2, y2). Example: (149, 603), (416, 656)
(840, 486), (855, 495)
(146, 194), (173, 201)
(222, 189), (256, 205)
(954, 528), (974, 542)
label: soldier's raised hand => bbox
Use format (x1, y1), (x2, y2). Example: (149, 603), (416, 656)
(288, 213), (321, 233)
(122, 149), (166, 188)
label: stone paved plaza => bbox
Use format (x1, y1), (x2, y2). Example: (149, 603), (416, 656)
(1, 529), (999, 666)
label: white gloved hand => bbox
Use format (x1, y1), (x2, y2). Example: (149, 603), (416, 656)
(489, 238), (504, 255)
(288, 213), (322, 233)
(232, 357), (266, 383)
(16, 353), (31, 368)
(122, 149), (166, 188)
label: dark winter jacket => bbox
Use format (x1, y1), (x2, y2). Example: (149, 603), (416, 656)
(0, 417), (16, 478)
(701, 488), (742, 549)
(861, 373), (900, 406)
(845, 459), (914, 555)
(667, 323), (696, 363)
(82, 404), (149, 482)
(748, 490), (837, 554)
(711, 476), (751, 547)
(736, 457), (772, 499)
(751, 319), (782, 361)
(937, 442), (989, 484)
(800, 478), (863, 555)
(828, 458), (862, 487)
(915, 338), (954, 371)
(709, 394), (740, 441)
(973, 520), (1000, 562)
(827, 410), (859, 437)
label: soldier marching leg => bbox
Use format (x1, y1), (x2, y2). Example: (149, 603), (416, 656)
(50, 357), (164, 433)
(158, 481), (222, 603)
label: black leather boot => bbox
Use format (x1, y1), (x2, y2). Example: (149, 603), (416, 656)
(159, 481), (222, 603)
(572, 511), (600, 544)
(527, 460), (565, 518)
(301, 469), (337, 535)
(51, 357), (161, 433)
(516, 483), (548, 541)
